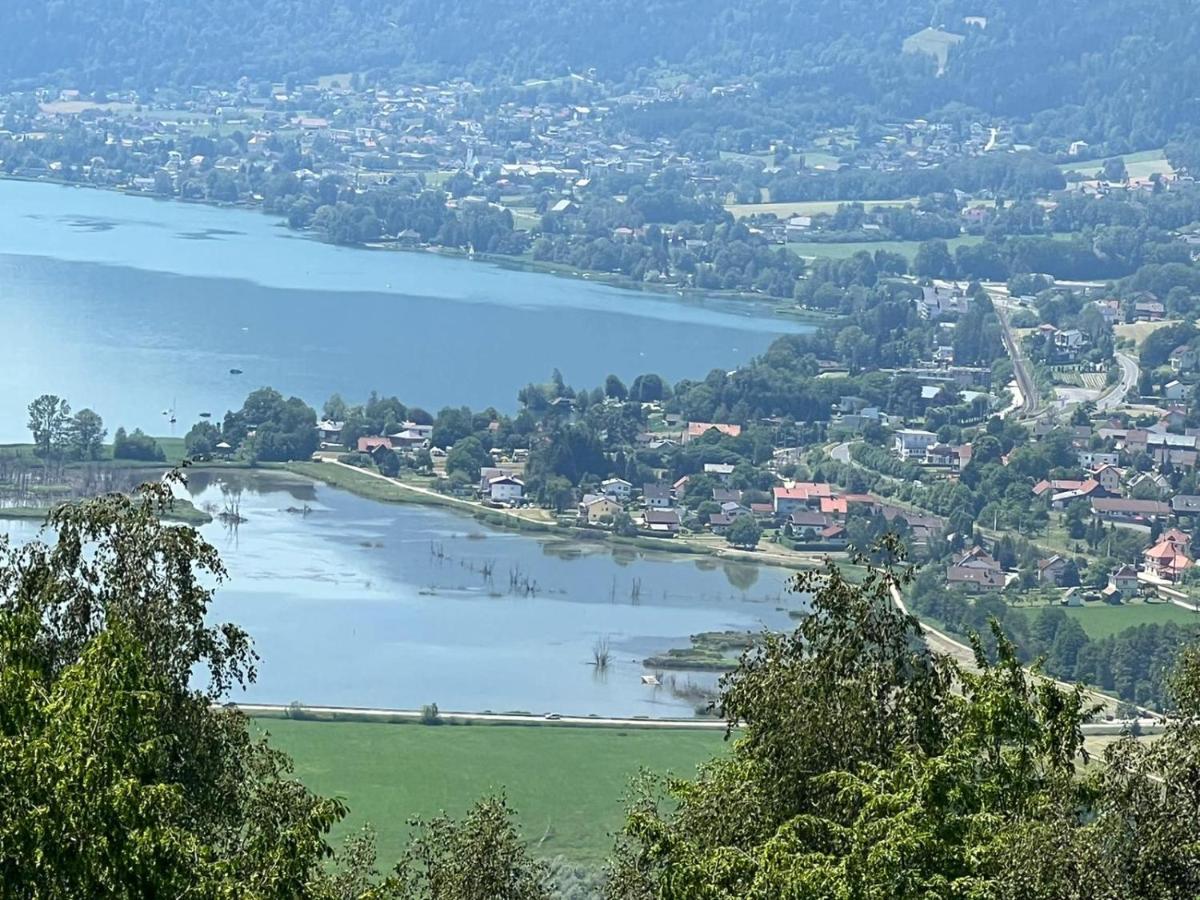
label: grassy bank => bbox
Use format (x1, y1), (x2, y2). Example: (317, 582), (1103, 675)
(286, 460), (825, 568)
(0, 496), (212, 526)
(256, 718), (724, 866)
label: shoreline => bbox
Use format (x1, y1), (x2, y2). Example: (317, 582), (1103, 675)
(0, 174), (829, 323)
(284, 459), (831, 572)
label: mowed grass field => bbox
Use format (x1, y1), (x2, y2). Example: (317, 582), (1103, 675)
(1114, 319), (1180, 348)
(257, 719), (726, 866)
(1060, 148), (1175, 180)
(726, 197), (917, 219)
(1062, 599), (1200, 640)
(785, 234), (984, 261)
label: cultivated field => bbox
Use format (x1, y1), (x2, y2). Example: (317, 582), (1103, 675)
(258, 718), (724, 866)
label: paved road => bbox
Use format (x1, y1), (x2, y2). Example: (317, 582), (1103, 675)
(231, 693), (1157, 737)
(1097, 350), (1139, 412)
(231, 703), (728, 729)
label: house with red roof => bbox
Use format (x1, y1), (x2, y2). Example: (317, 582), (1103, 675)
(357, 435), (393, 453)
(682, 422), (742, 443)
(772, 482), (834, 515)
(1143, 539), (1193, 582)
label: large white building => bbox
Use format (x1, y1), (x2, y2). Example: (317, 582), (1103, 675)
(487, 475), (524, 503)
(894, 429), (937, 460)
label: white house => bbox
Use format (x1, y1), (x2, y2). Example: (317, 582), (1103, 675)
(703, 462), (736, 483)
(894, 429), (937, 460)
(1078, 450), (1119, 468)
(1165, 380), (1188, 401)
(600, 477), (632, 500)
(316, 420), (344, 444)
(487, 475), (524, 503)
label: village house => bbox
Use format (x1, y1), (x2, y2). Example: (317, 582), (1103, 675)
(708, 512), (737, 534)
(316, 419), (344, 444)
(1091, 464), (1122, 495)
(1032, 478), (1086, 499)
(1143, 529), (1193, 582)
(1134, 299), (1165, 321)
(388, 425), (431, 449)
(917, 285), (970, 319)
(1170, 345), (1200, 372)
(924, 443), (959, 467)
(1037, 555), (1071, 586)
(946, 547), (1004, 592)
(1172, 495), (1200, 515)
(712, 488), (743, 505)
(578, 493), (622, 524)
(1078, 450), (1119, 468)
(836, 406), (889, 432)
(788, 509), (830, 532)
(357, 435), (393, 453)
(703, 462), (736, 483)
(600, 477), (632, 500)
(750, 502), (775, 519)
(682, 421), (743, 443)
(643, 483), (673, 509)
(894, 428), (938, 460)
(819, 496), (849, 522)
(1109, 564), (1141, 594)
(1050, 479), (1101, 510)
(772, 482), (834, 516)
(642, 508), (681, 535)
(486, 475), (524, 503)
(1091, 497), (1172, 523)
(1165, 380), (1188, 402)
(946, 566), (1004, 591)
(955, 546), (1002, 572)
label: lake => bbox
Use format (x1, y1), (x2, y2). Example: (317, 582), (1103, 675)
(0, 180), (808, 442)
(0, 471), (804, 717)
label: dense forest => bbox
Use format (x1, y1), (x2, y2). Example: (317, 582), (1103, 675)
(3, 0), (1199, 149)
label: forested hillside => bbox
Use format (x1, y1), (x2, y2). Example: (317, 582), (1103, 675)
(3, 0), (1198, 147)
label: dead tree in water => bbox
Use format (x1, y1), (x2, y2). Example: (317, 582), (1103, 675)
(591, 636), (611, 672)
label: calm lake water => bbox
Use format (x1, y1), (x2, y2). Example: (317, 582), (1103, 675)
(0, 180), (807, 442)
(0, 471), (803, 716)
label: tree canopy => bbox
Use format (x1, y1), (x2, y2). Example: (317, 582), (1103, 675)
(606, 543), (1200, 899)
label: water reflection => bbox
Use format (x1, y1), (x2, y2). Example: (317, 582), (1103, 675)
(4, 471), (805, 717)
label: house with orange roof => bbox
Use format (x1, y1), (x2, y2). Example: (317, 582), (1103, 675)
(1143, 539), (1193, 582)
(682, 422), (742, 443)
(772, 483), (834, 515)
(819, 496), (849, 520)
(357, 435), (393, 453)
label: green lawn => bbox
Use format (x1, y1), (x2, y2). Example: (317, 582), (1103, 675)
(784, 235), (983, 261)
(256, 719), (724, 866)
(0, 436), (186, 466)
(1060, 148), (1174, 180)
(1061, 599), (1200, 639)
(284, 461), (445, 505)
(727, 198), (917, 219)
